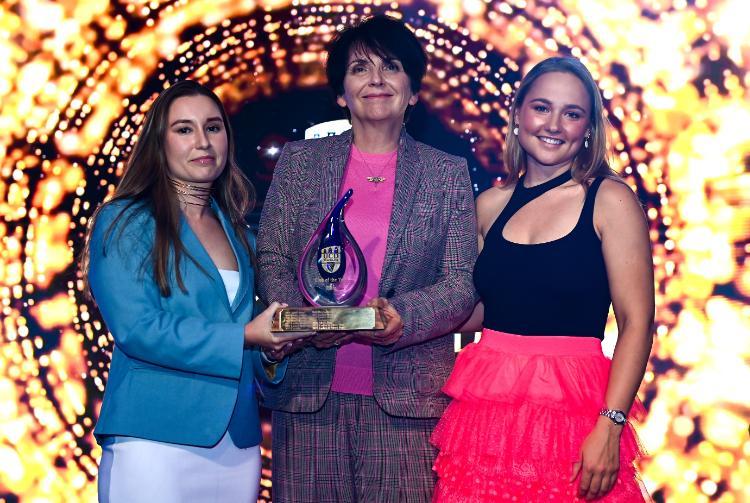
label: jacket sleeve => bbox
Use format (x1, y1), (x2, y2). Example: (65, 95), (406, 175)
(88, 203), (244, 380)
(256, 143), (307, 308)
(251, 349), (288, 385)
(388, 157), (479, 350)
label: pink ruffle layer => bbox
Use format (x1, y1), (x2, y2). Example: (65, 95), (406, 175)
(431, 330), (648, 502)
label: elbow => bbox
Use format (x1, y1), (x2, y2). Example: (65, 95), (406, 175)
(456, 274), (479, 311)
(617, 313), (654, 347)
(107, 329), (140, 360)
(103, 313), (156, 361)
(456, 288), (478, 323)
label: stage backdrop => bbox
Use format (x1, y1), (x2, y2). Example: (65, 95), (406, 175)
(1, 1), (749, 501)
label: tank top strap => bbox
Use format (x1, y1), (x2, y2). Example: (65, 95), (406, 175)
(581, 176), (605, 226)
(493, 170), (574, 233)
(498, 180), (531, 224)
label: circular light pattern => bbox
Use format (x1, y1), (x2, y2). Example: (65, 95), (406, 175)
(1, 1), (749, 502)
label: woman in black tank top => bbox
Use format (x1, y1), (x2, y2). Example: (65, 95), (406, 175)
(432, 57), (655, 502)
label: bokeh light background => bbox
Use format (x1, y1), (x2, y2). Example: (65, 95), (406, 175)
(1, 0), (749, 501)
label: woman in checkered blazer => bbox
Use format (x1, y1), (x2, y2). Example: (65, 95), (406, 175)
(256, 15), (478, 503)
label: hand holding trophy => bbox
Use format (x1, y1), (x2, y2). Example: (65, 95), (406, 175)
(271, 188), (385, 332)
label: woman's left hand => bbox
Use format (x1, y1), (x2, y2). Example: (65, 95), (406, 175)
(364, 297), (404, 345)
(570, 416), (623, 500)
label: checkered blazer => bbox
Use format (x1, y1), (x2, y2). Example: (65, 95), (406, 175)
(256, 129), (478, 418)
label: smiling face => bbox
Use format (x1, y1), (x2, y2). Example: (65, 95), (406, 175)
(164, 94), (228, 186)
(336, 48), (418, 128)
(515, 71), (591, 174)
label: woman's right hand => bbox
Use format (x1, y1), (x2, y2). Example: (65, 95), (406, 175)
(243, 302), (312, 351)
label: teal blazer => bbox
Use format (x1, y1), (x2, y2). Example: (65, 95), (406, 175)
(89, 199), (284, 448)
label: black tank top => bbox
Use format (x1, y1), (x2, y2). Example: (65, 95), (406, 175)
(474, 171), (610, 339)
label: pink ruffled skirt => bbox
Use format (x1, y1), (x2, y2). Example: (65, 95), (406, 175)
(431, 329), (647, 502)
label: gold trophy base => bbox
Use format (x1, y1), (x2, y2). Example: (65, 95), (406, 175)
(271, 306), (385, 332)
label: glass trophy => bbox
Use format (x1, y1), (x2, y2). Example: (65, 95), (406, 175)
(271, 189), (385, 332)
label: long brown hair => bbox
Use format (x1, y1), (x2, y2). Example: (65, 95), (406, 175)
(503, 56), (619, 186)
(81, 80), (255, 297)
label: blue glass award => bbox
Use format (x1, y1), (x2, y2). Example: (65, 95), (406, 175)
(271, 189), (384, 332)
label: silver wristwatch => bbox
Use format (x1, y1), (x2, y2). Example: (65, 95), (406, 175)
(600, 408), (627, 426)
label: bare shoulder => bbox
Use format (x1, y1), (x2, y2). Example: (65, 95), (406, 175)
(594, 178), (648, 235)
(595, 178), (644, 216)
(477, 183), (514, 208)
(476, 182), (515, 235)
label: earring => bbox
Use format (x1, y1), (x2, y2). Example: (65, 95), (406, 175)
(513, 126), (519, 136)
(584, 131), (590, 149)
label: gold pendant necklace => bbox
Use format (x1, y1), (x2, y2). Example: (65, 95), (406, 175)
(355, 149), (396, 184)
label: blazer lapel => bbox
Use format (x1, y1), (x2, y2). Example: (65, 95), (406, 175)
(380, 132), (421, 288)
(179, 213), (232, 314)
(213, 201), (251, 313)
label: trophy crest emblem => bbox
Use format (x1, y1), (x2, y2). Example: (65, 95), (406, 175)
(319, 246), (342, 277)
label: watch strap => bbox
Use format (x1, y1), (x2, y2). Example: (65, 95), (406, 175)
(599, 408), (627, 425)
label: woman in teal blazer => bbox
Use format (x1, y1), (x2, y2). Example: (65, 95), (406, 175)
(84, 81), (299, 502)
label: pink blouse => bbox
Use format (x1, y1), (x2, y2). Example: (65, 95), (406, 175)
(330, 144), (397, 395)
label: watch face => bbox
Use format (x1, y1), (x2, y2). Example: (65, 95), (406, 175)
(614, 411), (627, 424)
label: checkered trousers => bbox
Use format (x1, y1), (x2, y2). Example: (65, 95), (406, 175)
(271, 392), (438, 503)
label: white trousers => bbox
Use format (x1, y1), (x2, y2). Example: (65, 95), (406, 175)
(98, 431), (261, 503)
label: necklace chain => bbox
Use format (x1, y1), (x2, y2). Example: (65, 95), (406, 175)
(354, 149), (397, 184)
(169, 177), (212, 207)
